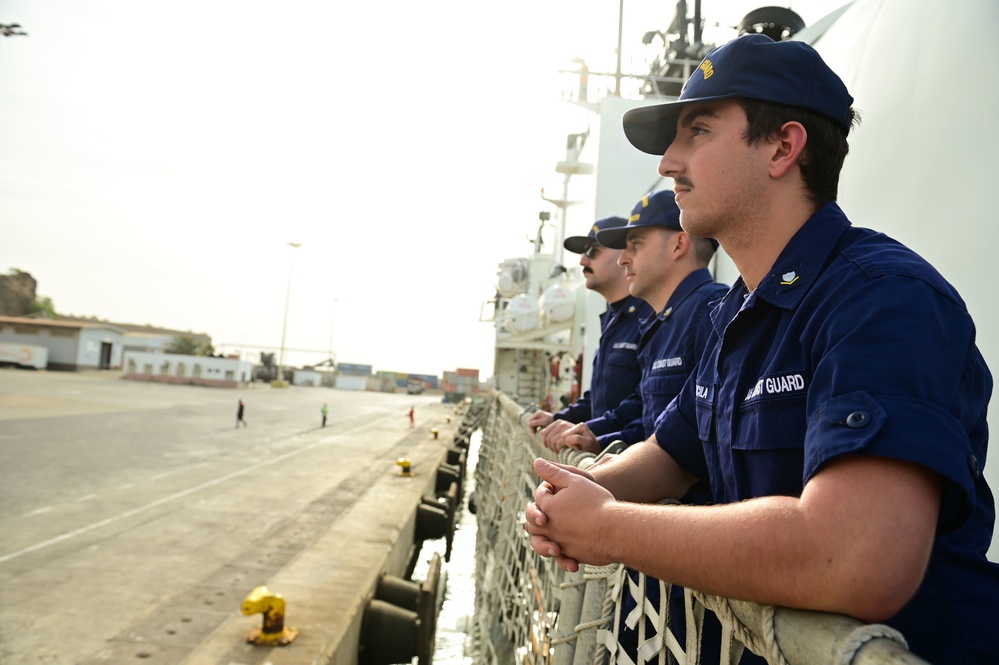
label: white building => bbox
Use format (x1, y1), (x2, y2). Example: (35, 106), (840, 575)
(291, 369), (323, 387)
(120, 330), (177, 355)
(334, 374), (371, 391)
(123, 351), (253, 388)
(0, 315), (124, 371)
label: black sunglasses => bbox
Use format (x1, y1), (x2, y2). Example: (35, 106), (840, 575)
(583, 244), (600, 258)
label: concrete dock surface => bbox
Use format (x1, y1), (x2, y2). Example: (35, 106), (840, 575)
(0, 368), (463, 664)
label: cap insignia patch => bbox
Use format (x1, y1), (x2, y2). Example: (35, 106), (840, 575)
(629, 195), (650, 223)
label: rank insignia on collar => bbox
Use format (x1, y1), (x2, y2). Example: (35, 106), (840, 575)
(660, 306), (673, 319)
(628, 305), (636, 313)
(780, 271), (800, 285)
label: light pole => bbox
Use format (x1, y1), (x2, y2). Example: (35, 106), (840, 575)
(276, 242), (301, 386)
(324, 297), (338, 388)
(328, 298), (338, 364)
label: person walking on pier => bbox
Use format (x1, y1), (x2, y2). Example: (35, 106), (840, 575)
(321, 403), (329, 428)
(526, 34), (999, 664)
(527, 216), (651, 452)
(408, 406), (414, 428)
(236, 399), (246, 428)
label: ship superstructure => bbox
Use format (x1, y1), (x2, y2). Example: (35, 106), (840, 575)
(481, 2), (802, 408)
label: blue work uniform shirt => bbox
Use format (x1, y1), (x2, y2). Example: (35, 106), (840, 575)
(612, 269), (733, 662)
(637, 268), (729, 439)
(554, 295), (648, 431)
(588, 269), (728, 449)
(654, 202), (999, 664)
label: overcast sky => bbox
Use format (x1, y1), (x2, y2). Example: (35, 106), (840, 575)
(0, 1), (848, 377)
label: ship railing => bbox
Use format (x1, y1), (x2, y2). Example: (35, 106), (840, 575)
(471, 391), (931, 665)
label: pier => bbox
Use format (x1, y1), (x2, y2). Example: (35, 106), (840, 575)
(0, 369), (465, 664)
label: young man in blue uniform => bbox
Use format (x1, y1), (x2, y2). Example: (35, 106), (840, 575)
(599, 189), (731, 661)
(527, 216), (651, 453)
(552, 190), (726, 455)
(525, 34), (999, 664)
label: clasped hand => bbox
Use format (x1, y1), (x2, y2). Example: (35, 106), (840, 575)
(524, 458), (615, 572)
(534, 420), (600, 453)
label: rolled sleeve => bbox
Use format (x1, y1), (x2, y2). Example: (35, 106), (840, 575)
(654, 393), (707, 481)
(806, 390), (977, 530)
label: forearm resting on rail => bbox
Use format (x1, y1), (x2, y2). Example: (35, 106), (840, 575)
(533, 455), (941, 622)
(589, 437), (696, 502)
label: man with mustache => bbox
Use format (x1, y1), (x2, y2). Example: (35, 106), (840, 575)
(527, 216), (650, 452)
(525, 34), (999, 664)
(554, 189), (727, 456)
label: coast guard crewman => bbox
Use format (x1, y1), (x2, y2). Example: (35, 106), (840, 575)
(527, 216), (651, 452)
(555, 189), (727, 454)
(525, 34), (999, 664)
(596, 189), (730, 661)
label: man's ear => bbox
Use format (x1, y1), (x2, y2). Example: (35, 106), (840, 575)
(770, 121), (807, 178)
(674, 231), (692, 257)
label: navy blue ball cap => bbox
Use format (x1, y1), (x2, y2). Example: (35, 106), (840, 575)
(597, 190), (681, 249)
(598, 190), (719, 250)
(623, 34), (855, 156)
(564, 215), (627, 254)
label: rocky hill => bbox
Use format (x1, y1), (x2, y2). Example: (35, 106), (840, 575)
(0, 270), (37, 316)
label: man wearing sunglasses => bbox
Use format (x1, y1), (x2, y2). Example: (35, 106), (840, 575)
(527, 216), (651, 453)
(526, 34), (999, 664)
(553, 189), (727, 456)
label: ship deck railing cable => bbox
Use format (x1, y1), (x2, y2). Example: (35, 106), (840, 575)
(470, 391), (932, 665)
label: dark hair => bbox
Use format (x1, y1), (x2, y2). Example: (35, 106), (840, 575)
(739, 99), (860, 206)
(691, 236), (717, 266)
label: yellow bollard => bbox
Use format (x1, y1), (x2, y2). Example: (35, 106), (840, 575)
(241, 586), (298, 646)
(430, 428), (439, 439)
(396, 458), (412, 476)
